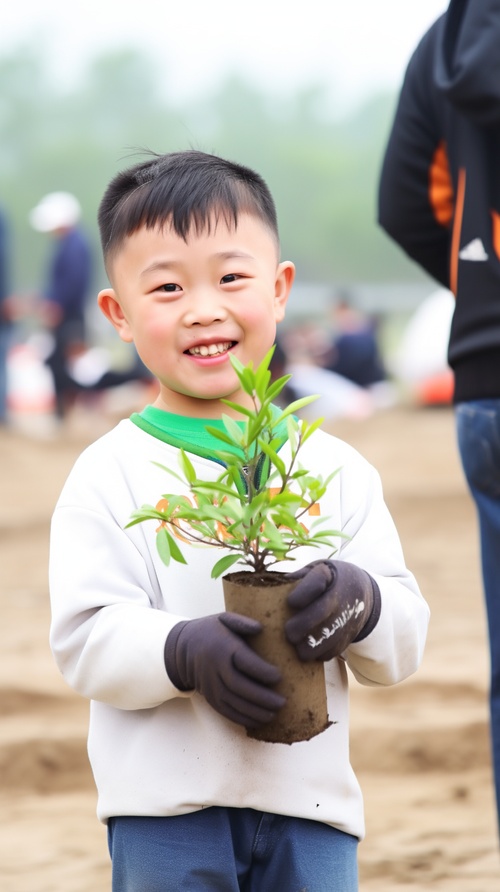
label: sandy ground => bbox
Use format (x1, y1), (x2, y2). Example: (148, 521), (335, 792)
(1, 398), (500, 891)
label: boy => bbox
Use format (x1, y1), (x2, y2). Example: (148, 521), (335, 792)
(49, 150), (429, 891)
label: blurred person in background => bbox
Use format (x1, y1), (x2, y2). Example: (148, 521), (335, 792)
(279, 318), (376, 421)
(377, 0), (500, 836)
(322, 291), (387, 391)
(30, 191), (93, 420)
(0, 204), (13, 426)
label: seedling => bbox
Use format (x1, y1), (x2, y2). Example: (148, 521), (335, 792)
(127, 347), (343, 577)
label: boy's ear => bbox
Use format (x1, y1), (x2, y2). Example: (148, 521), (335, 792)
(274, 261), (295, 323)
(97, 288), (134, 343)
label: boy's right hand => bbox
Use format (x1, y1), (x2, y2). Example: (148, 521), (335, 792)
(164, 613), (285, 729)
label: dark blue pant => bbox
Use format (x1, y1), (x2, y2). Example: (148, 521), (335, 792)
(108, 807), (358, 891)
(456, 399), (500, 835)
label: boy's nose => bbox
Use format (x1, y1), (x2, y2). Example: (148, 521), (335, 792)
(183, 292), (229, 326)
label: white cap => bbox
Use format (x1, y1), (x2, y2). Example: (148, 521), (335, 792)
(29, 191), (81, 232)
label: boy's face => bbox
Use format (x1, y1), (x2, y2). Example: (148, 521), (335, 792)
(98, 213), (295, 417)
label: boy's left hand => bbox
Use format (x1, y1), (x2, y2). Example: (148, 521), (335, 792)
(285, 560), (381, 661)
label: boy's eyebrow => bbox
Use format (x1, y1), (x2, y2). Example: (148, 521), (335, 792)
(140, 251), (256, 278)
(214, 251), (256, 260)
(140, 260), (180, 278)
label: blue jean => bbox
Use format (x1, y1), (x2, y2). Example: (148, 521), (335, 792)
(456, 399), (500, 833)
(107, 807), (359, 891)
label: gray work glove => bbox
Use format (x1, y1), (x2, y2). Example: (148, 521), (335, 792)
(164, 613), (286, 729)
(285, 559), (381, 661)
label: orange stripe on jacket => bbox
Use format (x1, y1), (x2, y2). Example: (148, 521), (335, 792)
(450, 168), (466, 296)
(429, 141), (454, 226)
(491, 210), (500, 261)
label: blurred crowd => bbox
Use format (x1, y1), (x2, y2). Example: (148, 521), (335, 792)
(272, 292), (397, 422)
(0, 192), (453, 437)
(0, 192), (154, 434)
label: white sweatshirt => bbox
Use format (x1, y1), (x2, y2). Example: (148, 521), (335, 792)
(49, 418), (429, 838)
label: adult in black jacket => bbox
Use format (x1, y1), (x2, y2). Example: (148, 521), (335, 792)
(378, 0), (500, 836)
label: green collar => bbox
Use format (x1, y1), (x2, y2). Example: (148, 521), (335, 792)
(130, 404), (288, 467)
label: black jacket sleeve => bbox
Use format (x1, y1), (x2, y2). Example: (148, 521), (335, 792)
(377, 17), (452, 289)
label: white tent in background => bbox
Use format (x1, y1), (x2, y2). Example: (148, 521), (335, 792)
(390, 288), (455, 404)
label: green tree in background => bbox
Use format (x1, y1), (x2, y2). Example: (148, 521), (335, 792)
(0, 42), (425, 298)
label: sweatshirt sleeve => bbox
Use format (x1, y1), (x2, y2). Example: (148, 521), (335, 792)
(49, 502), (193, 710)
(48, 433), (199, 712)
(377, 18), (452, 288)
(336, 449), (430, 687)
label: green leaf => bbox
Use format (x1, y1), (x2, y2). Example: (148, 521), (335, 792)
(125, 505), (158, 528)
(274, 395), (320, 423)
(126, 504), (178, 526)
(266, 544), (289, 561)
(258, 440), (286, 478)
(196, 520), (220, 540)
(267, 435), (284, 454)
(254, 361), (271, 397)
(178, 449), (196, 484)
(323, 467), (342, 488)
(151, 461), (186, 484)
(156, 527), (172, 565)
(300, 416), (325, 443)
(275, 495), (295, 514)
(192, 480), (242, 499)
(164, 530), (188, 564)
(228, 352), (247, 377)
(256, 346), (275, 375)
(211, 553), (242, 579)
(191, 505), (236, 523)
(269, 510), (297, 529)
(264, 376), (292, 404)
(220, 521), (246, 541)
(238, 366), (256, 394)
(221, 414), (246, 447)
(223, 464), (247, 494)
(261, 520), (287, 548)
(218, 400), (254, 418)
(203, 427), (239, 447)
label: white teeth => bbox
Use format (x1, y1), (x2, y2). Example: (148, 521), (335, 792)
(188, 341), (232, 357)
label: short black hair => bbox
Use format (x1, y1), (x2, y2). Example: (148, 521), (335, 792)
(98, 149), (279, 271)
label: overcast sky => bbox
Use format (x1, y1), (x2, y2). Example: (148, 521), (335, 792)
(4, 1), (448, 113)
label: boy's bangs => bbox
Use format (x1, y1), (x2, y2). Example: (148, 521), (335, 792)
(122, 177), (266, 243)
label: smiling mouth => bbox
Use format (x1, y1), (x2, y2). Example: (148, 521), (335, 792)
(186, 341), (235, 357)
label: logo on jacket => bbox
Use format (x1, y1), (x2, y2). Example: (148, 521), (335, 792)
(459, 238), (488, 261)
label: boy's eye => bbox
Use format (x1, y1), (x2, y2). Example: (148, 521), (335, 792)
(159, 283), (180, 293)
(220, 274), (240, 284)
